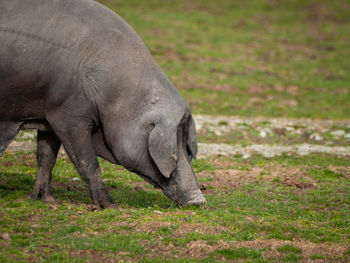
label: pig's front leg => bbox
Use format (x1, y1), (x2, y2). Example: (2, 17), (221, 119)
(47, 115), (116, 209)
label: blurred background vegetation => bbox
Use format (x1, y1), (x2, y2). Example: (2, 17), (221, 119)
(99, 0), (350, 119)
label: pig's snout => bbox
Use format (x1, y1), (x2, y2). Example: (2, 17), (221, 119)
(183, 190), (207, 206)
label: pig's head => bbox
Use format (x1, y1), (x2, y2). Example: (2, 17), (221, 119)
(145, 114), (206, 205)
(100, 87), (206, 206)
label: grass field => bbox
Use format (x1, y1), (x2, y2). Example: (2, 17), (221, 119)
(1, 0), (350, 262)
(100, 0), (350, 119)
(1, 152), (350, 262)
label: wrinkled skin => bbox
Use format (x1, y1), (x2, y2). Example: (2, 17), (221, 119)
(0, 0), (206, 208)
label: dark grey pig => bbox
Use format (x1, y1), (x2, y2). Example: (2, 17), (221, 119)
(0, 0), (206, 208)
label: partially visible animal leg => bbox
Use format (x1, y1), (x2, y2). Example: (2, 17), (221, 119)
(0, 121), (21, 156)
(32, 131), (61, 203)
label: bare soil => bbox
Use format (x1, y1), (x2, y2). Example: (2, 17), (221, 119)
(198, 165), (318, 194)
(145, 237), (348, 262)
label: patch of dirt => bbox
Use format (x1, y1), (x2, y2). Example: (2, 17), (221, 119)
(231, 239), (348, 261)
(247, 97), (268, 107)
(328, 166), (350, 179)
(209, 158), (236, 169)
(1, 161), (14, 167)
(27, 215), (41, 229)
(1, 233), (11, 248)
(147, 28), (165, 37)
(253, 15), (274, 26)
(198, 165), (317, 193)
(199, 169), (256, 192)
(247, 85), (273, 94)
(25, 161), (35, 168)
(176, 77), (237, 93)
(70, 249), (117, 263)
(146, 239), (226, 260)
(303, 1), (350, 24)
(286, 85), (299, 96)
(145, 238), (347, 261)
(113, 215), (230, 237)
(208, 83), (236, 93)
(127, 180), (150, 192)
(52, 181), (85, 192)
(279, 99), (298, 107)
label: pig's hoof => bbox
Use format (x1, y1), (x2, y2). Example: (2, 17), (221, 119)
(90, 188), (117, 209)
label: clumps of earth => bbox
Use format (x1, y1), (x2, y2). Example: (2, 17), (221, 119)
(198, 165), (318, 195)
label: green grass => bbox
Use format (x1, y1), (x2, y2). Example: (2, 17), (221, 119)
(98, 0), (350, 119)
(277, 245), (303, 262)
(214, 248), (263, 260)
(277, 245), (302, 254)
(1, 152), (349, 262)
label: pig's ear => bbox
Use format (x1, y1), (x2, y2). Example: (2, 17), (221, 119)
(186, 116), (198, 159)
(148, 125), (178, 178)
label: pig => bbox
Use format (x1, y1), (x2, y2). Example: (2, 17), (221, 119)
(0, 0), (206, 208)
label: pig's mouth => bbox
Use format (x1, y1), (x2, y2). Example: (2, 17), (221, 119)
(161, 184), (207, 206)
(182, 189), (207, 206)
(135, 172), (207, 206)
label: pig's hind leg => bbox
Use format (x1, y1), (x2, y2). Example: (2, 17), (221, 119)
(32, 131), (61, 203)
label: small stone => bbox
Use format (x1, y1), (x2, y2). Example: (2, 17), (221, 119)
(331, 130), (346, 137)
(309, 133), (323, 141)
(344, 133), (350, 139)
(1, 233), (10, 241)
(196, 123), (203, 131)
(1, 233), (11, 247)
(264, 128), (272, 134)
(259, 128), (272, 138)
(153, 210), (163, 214)
(214, 130), (223, 136)
(22, 132), (35, 139)
(49, 205), (58, 210)
(259, 130), (267, 138)
(72, 177), (80, 181)
(242, 153), (251, 159)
